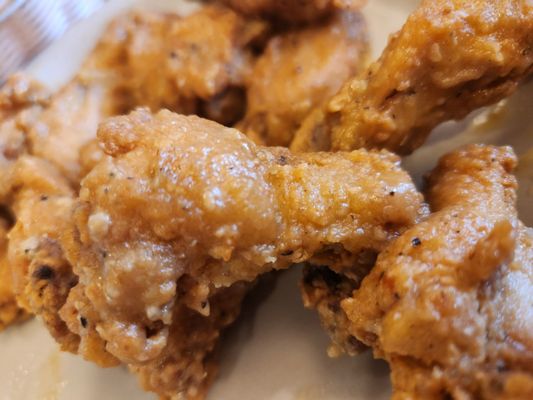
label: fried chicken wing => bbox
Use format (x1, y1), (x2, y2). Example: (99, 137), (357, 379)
(237, 9), (368, 146)
(219, 0), (365, 24)
(1, 156), (82, 351)
(115, 6), (266, 115)
(0, 74), (50, 172)
(0, 3), (267, 333)
(0, 75), (50, 329)
(59, 108), (426, 398)
(1, 6), (266, 185)
(341, 145), (533, 399)
(291, 0), (533, 153)
(0, 217), (29, 330)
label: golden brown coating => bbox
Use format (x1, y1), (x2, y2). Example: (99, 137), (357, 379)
(291, 0), (533, 154)
(129, 283), (249, 400)
(0, 217), (29, 330)
(0, 0), (266, 329)
(0, 75), (50, 329)
(119, 6), (265, 113)
(79, 139), (107, 180)
(237, 9), (368, 146)
(219, 0), (365, 24)
(342, 145), (533, 399)
(2, 6), (265, 184)
(2, 156), (80, 351)
(0, 74), (50, 172)
(61, 108), (425, 397)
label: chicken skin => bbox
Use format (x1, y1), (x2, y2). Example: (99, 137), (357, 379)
(219, 0), (366, 24)
(17, 6), (266, 184)
(0, 217), (30, 330)
(0, 75), (51, 329)
(342, 145), (533, 399)
(1, 156), (83, 351)
(291, 0), (533, 154)
(237, 9), (368, 146)
(0, 4), (268, 333)
(60, 108), (426, 399)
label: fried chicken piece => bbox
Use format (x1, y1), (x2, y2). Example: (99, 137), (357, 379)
(131, 283), (249, 399)
(0, 74), (50, 172)
(0, 216), (29, 330)
(0, 75), (50, 329)
(291, 0), (533, 153)
(2, 6), (266, 184)
(61, 108), (426, 398)
(119, 6), (265, 113)
(219, 0), (365, 24)
(236, 9), (368, 146)
(1, 156), (82, 351)
(341, 145), (533, 399)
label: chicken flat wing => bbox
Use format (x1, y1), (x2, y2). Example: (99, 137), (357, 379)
(59, 108), (426, 399)
(291, 0), (533, 153)
(236, 9), (368, 146)
(219, 0), (365, 24)
(341, 145), (533, 399)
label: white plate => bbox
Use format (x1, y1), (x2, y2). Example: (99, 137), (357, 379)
(1, 1), (532, 399)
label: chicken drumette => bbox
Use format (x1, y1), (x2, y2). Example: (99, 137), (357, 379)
(58, 108), (426, 399)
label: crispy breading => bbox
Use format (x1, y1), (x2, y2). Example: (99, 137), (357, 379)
(25, 6), (266, 184)
(237, 9), (368, 146)
(291, 0), (533, 153)
(219, 0), (365, 24)
(2, 156), (80, 351)
(0, 74), (50, 175)
(0, 74), (50, 329)
(0, 217), (29, 330)
(0, 4), (269, 336)
(342, 145), (533, 399)
(61, 108), (425, 398)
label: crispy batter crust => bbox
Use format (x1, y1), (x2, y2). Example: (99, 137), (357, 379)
(291, 0), (533, 153)
(237, 9), (368, 146)
(0, 218), (29, 330)
(0, 4), (268, 335)
(0, 74), (50, 329)
(342, 145), (533, 399)
(3, 157), (81, 351)
(61, 108), (425, 398)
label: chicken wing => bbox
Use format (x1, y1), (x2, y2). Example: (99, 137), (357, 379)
(22, 6), (266, 184)
(0, 216), (29, 330)
(0, 4), (268, 334)
(237, 9), (368, 146)
(290, 0), (533, 154)
(219, 0), (365, 24)
(0, 75), (50, 329)
(341, 145), (533, 399)
(1, 156), (83, 352)
(59, 108), (426, 398)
